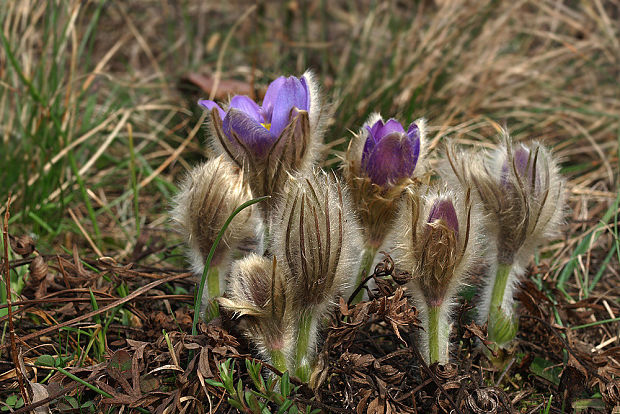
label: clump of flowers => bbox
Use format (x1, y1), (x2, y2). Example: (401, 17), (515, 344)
(343, 114), (427, 302)
(173, 71), (568, 383)
(200, 71), (326, 215)
(218, 169), (361, 381)
(390, 185), (481, 364)
(444, 135), (565, 349)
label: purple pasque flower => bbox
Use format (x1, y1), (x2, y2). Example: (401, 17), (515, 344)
(198, 76), (310, 158)
(361, 118), (421, 186)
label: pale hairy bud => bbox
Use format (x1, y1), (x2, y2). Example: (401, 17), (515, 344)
(271, 169), (363, 314)
(342, 113), (428, 249)
(443, 136), (566, 326)
(170, 156), (262, 278)
(218, 254), (294, 365)
(392, 186), (480, 304)
(444, 135), (565, 266)
(205, 71), (327, 214)
(389, 185), (482, 363)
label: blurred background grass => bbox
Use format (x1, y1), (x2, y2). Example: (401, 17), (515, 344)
(0, 0), (618, 298)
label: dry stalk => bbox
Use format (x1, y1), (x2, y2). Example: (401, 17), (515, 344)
(3, 195), (30, 404)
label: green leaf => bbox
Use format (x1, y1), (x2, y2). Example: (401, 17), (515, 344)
(227, 398), (244, 411)
(204, 378), (224, 388)
(530, 357), (562, 386)
(280, 371), (291, 397)
(35, 354), (56, 367)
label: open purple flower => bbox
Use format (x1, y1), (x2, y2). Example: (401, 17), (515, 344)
(199, 75), (310, 158)
(198, 71), (324, 207)
(361, 118), (421, 186)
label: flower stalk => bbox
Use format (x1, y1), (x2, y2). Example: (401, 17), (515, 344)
(269, 350), (288, 374)
(444, 137), (565, 351)
(294, 309), (316, 382)
(428, 305), (441, 364)
(206, 267), (220, 300)
(352, 246), (377, 303)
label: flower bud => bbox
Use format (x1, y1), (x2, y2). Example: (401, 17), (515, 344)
(343, 113), (427, 249)
(218, 254), (293, 369)
(390, 185), (482, 363)
(272, 169), (362, 312)
(443, 134), (566, 349)
(270, 169), (362, 380)
(200, 71), (326, 213)
(170, 156), (262, 284)
(444, 136), (565, 266)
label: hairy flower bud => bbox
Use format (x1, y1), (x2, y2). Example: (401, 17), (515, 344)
(218, 254), (293, 370)
(272, 169), (362, 312)
(445, 136), (565, 266)
(170, 156), (262, 290)
(270, 169), (362, 380)
(200, 71), (326, 213)
(390, 185), (482, 363)
(443, 133), (566, 349)
(343, 113), (427, 249)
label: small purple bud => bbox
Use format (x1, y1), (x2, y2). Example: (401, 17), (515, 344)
(428, 199), (459, 237)
(500, 145), (540, 193)
(361, 119), (421, 186)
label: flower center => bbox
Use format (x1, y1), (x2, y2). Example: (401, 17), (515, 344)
(261, 122), (271, 131)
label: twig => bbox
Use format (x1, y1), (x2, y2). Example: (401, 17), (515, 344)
(3, 195), (30, 404)
(347, 273), (374, 306)
(0, 272), (191, 351)
(10, 382), (79, 414)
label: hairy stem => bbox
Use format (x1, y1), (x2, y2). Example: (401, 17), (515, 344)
(269, 349), (288, 374)
(294, 309), (314, 382)
(487, 263), (517, 346)
(352, 247), (377, 304)
(207, 266), (220, 299)
(428, 305), (441, 364)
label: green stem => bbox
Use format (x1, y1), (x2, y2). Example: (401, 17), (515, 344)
(487, 263), (518, 346)
(428, 305), (440, 364)
(269, 349), (288, 373)
(352, 247), (377, 304)
(294, 309), (313, 382)
(489, 263), (512, 315)
(207, 266), (220, 299)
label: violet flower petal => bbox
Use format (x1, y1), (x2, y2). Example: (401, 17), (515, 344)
(500, 145), (532, 188)
(229, 96), (262, 122)
(270, 77), (309, 138)
(198, 100), (226, 120)
(367, 119), (384, 141)
(513, 146), (531, 178)
(361, 134), (377, 168)
(364, 131), (416, 186)
(261, 76), (286, 122)
(407, 122), (421, 168)
(300, 76), (311, 112)
(378, 119), (405, 138)
(428, 199), (459, 236)
(223, 109), (277, 158)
